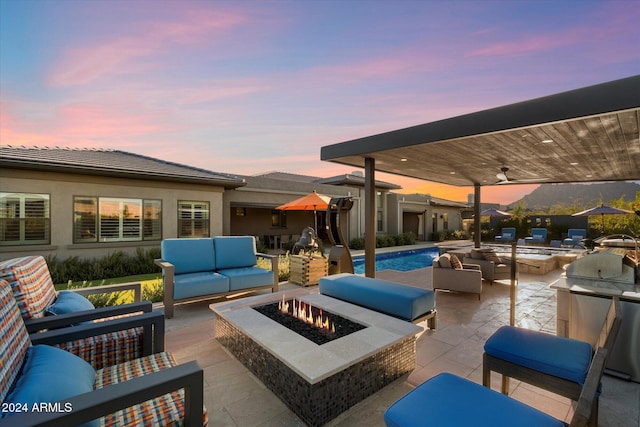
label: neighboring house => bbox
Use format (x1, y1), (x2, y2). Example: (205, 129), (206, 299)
(0, 146), (473, 262)
(0, 146), (245, 261)
(387, 193), (472, 240)
(230, 171), (401, 248)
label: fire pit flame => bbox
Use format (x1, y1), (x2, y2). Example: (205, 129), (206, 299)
(279, 295), (335, 333)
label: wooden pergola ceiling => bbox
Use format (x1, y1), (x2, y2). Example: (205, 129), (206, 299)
(321, 75), (640, 187)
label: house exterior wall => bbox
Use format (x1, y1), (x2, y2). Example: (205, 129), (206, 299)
(387, 193), (466, 240)
(0, 168), (225, 261)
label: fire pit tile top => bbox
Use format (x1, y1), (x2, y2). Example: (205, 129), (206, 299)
(211, 290), (421, 384)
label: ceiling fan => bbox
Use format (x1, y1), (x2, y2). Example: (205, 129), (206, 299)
(496, 167), (548, 184)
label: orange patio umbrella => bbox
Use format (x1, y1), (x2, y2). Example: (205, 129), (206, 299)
(276, 191), (331, 232)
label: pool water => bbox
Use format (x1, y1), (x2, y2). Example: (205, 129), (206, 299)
(353, 248), (440, 274)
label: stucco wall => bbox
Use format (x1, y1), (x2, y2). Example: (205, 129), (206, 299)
(0, 168), (225, 261)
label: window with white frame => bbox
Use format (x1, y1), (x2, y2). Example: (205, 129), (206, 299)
(0, 193), (50, 246)
(178, 201), (210, 237)
(377, 192), (384, 232)
(73, 196), (161, 243)
(442, 213), (449, 230)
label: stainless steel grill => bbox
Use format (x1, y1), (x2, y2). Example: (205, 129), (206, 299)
(563, 238), (639, 382)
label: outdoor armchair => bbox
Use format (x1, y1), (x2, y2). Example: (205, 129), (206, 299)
(0, 279), (205, 427)
(432, 253), (482, 299)
(462, 248), (512, 284)
(0, 255), (158, 369)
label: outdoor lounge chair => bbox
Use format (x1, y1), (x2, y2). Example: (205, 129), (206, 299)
(525, 227), (547, 244)
(0, 255), (158, 369)
(384, 347), (611, 427)
(482, 297), (621, 425)
(0, 278), (205, 427)
(494, 227), (515, 242)
(563, 228), (587, 247)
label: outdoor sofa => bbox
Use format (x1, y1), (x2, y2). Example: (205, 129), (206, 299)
(156, 236), (279, 318)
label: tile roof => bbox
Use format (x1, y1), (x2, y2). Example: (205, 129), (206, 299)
(251, 171), (322, 183)
(315, 173), (402, 190)
(0, 146), (246, 188)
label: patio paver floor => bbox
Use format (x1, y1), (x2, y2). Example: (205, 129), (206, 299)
(165, 266), (640, 427)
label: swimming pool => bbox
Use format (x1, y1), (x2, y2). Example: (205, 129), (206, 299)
(353, 247), (440, 274)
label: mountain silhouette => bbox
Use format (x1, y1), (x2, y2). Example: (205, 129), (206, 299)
(507, 182), (640, 210)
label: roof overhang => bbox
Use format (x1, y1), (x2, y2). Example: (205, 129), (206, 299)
(321, 75), (640, 187)
(1, 158), (247, 189)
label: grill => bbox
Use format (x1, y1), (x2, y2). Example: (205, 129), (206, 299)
(561, 237), (640, 382)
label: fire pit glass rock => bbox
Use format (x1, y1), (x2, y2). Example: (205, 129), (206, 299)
(253, 296), (366, 345)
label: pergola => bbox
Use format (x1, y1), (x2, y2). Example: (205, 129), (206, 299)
(321, 75), (640, 278)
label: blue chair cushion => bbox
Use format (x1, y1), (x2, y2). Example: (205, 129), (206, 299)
(214, 236), (258, 269)
(218, 266), (273, 291)
(319, 273), (435, 321)
(161, 238), (216, 274)
(3, 345), (97, 426)
(384, 372), (563, 427)
(173, 272), (229, 300)
(46, 290), (95, 315)
(484, 326), (592, 385)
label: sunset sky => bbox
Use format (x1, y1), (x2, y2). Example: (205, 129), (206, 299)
(1, 0), (638, 204)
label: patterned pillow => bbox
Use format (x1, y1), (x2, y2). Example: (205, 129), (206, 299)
(482, 251), (502, 264)
(0, 256), (57, 319)
(0, 279), (31, 404)
(450, 254), (463, 270)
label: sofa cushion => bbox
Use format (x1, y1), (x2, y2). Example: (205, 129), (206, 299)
(214, 236), (258, 269)
(384, 372), (563, 427)
(173, 272), (229, 300)
(96, 351), (207, 426)
(3, 345), (96, 426)
(218, 267), (273, 291)
(319, 273), (435, 321)
(162, 238), (216, 274)
(0, 279), (31, 404)
(437, 253), (452, 269)
(47, 290), (95, 315)
(484, 326), (592, 385)
(0, 256), (57, 319)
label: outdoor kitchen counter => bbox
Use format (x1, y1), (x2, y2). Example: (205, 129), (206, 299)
(551, 274), (640, 383)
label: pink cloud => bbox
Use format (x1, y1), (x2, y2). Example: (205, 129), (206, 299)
(48, 8), (248, 87)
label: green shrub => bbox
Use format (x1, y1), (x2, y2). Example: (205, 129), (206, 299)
(46, 248), (161, 284)
(349, 237), (365, 250)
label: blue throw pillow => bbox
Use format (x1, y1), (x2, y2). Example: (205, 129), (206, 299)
(46, 291), (95, 315)
(3, 345), (98, 426)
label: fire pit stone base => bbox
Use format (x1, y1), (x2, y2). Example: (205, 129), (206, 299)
(212, 292), (422, 426)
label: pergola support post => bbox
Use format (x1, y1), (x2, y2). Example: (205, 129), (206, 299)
(364, 157), (376, 278)
(474, 184), (481, 248)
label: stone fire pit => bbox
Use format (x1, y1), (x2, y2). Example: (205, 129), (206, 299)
(211, 291), (421, 426)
